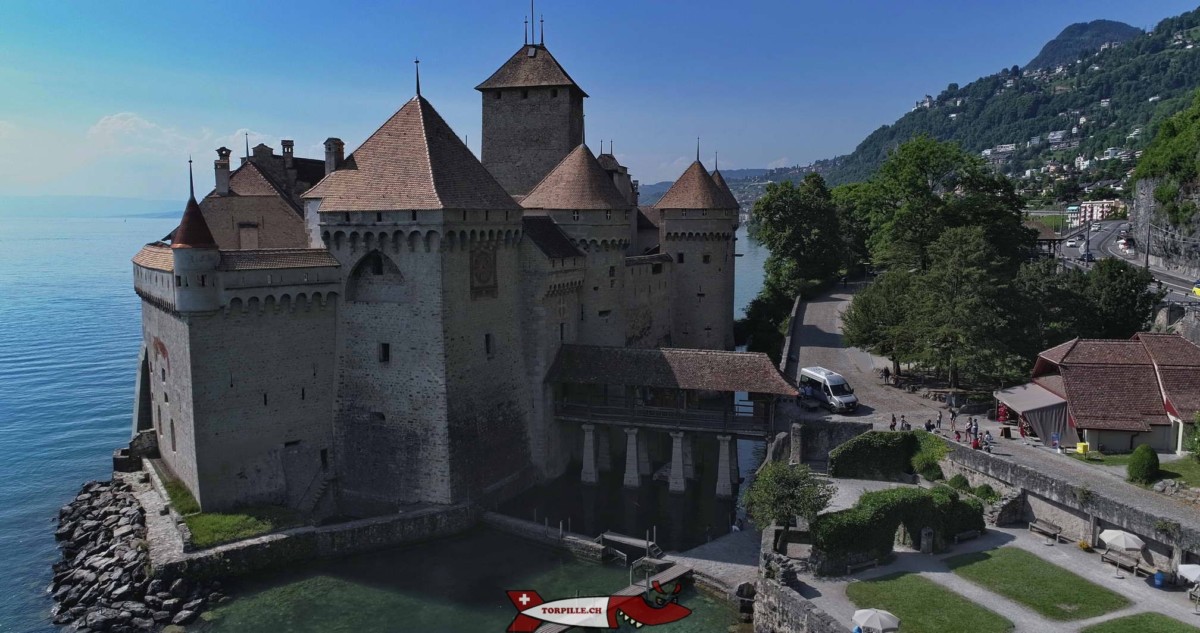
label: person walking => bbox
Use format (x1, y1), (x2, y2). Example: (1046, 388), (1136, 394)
(889, 416), (897, 431)
(937, 411), (943, 429)
(881, 366), (891, 385)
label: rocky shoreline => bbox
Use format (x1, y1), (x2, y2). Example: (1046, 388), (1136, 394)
(50, 478), (223, 632)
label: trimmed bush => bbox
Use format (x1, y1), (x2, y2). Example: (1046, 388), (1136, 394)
(828, 431), (919, 479)
(912, 431), (949, 481)
(1126, 444), (1160, 484)
(947, 474), (971, 491)
(974, 484), (999, 503)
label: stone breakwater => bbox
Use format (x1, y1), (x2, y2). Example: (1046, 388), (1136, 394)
(50, 478), (222, 631)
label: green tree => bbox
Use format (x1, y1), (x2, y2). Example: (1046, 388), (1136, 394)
(750, 173), (843, 296)
(1081, 259), (1165, 338)
(841, 270), (917, 376)
(745, 460), (835, 552)
(831, 181), (876, 272)
(1006, 259), (1090, 363)
(863, 137), (1031, 273)
(908, 227), (1025, 387)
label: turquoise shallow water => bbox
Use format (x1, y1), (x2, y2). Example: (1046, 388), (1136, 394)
(0, 216), (764, 632)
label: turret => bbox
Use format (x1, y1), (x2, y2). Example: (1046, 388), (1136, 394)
(171, 162), (221, 313)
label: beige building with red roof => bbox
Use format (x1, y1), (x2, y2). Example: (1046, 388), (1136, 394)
(997, 333), (1200, 453)
(126, 30), (765, 518)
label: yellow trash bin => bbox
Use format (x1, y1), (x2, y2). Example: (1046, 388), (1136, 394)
(1077, 441), (1089, 455)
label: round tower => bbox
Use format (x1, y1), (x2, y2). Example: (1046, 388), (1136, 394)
(172, 167), (221, 313)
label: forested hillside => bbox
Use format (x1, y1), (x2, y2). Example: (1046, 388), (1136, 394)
(804, 7), (1200, 186)
(1026, 19), (1142, 71)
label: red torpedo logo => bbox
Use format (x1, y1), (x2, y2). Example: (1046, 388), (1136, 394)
(505, 583), (691, 631)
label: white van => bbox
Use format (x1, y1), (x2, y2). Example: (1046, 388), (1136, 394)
(798, 367), (859, 412)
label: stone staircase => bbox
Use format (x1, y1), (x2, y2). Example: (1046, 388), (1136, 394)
(299, 476), (333, 514)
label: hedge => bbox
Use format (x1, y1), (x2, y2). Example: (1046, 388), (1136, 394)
(828, 431), (919, 479)
(811, 486), (984, 572)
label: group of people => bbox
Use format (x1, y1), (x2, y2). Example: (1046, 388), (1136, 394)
(886, 410), (995, 452)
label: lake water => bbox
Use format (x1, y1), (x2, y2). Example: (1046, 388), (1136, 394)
(0, 215), (765, 632)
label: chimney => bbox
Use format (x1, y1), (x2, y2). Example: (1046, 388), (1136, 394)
(281, 139), (294, 169)
(324, 137), (345, 176)
(214, 147), (232, 195)
(281, 139), (296, 191)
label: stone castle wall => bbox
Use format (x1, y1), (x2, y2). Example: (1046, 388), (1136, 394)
(187, 293), (338, 512)
(660, 215), (737, 350)
(623, 256), (673, 348)
(141, 301), (199, 503)
(481, 85), (584, 196)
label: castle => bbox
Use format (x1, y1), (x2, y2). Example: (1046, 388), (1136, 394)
(129, 31), (791, 518)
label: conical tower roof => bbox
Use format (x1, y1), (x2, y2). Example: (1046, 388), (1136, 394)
(172, 181), (216, 250)
(654, 161), (736, 210)
(306, 96), (519, 211)
(476, 44), (587, 97)
(521, 144), (630, 210)
(711, 169), (740, 209)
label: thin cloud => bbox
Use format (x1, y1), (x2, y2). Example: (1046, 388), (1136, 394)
(767, 156), (791, 169)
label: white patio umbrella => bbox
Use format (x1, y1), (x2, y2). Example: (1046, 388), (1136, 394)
(853, 608), (901, 632)
(1099, 529), (1145, 552)
(1178, 564), (1200, 583)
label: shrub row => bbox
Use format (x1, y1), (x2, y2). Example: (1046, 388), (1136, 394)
(828, 431), (919, 479)
(811, 486), (984, 570)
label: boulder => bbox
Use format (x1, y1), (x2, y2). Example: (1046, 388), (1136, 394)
(182, 598), (204, 612)
(130, 617), (154, 631)
(161, 598), (180, 612)
(171, 610), (197, 625)
(151, 610), (172, 623)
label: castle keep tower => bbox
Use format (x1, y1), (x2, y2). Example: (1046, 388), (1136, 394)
(655, 160), (739, 350)
(306, 94), (531, 513)
(477, 43), (586, 196)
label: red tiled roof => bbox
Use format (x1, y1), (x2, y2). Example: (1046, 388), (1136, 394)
(1033, 373), (1066, 397)
(654, 161), (737, 210)
(1135, 332), (1200, 366)
(1159, 367), (1200, 422)
(548, 344), (797, 396)
(1060, 365), (1169, 430)
(1038, 338), (1077, 364)
(596, 153), (621, 172)
(306, 96), (519, 212)
(132, 243), (174, 271)
(522, 216), (584, 259)
(172, 196), (217, 249)
(1052, 340), (1151, 365)
(475, 44), (587, 96)
(217, 249), (340, 271)
(710, 170), (739, 210)
(521, 145), (631, 211)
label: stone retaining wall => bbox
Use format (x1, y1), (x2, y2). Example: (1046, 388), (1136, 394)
(754, 577), (848, 633)
(481, 512), (607, 562)
(941, 443), (1196, 568)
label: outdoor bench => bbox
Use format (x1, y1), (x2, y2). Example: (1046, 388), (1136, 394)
(953, 529), (981, 544)
(1100, 549), (1139, 574)
(846, 559), (879, 575)
(1028, 519), (1064, 542)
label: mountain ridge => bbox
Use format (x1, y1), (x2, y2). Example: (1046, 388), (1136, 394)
(1026, 19), (1143, 71)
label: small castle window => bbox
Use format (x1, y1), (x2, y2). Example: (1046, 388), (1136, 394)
(652, 263), (663, 274)
(263, 393), (269, 406)
(702, 209), (707, 217)
(494, 91), (502, 100)
(681, 210), (688, 218)
(411, 210), (417, 221)
(379, 343), (391, 362)
(608, 266), (615, 278)
(572, 210), (580, 221)
(485, 333), (494, 358)
(344, 213), (350, 223)
(301, 388), (306, 401)
(703, 254), (711, 264)
(677, 253), (685, 264)
(321, 449), (328, 469)
(161, 368), (166, 381)
(521, 89), (529, 99)
(376, 212), (383, 222)
(551, 89), (558, 98)
(175, 275), (182, 287)
(559, 323), (565, 342)
(170, 420), (176, 452)
(199, 275), (206, 287)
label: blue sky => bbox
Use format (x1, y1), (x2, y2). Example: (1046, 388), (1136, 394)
(1, 0), (1196, 200)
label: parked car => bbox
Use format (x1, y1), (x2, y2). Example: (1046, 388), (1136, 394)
(1078, 252), (1097, 263)
(798, 367), (858, 413)
(1066, 238), (1079, 248)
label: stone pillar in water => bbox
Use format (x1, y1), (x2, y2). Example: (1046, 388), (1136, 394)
(597, 427), (612, 472)
(682, 433), (695, 479)
(669, 431), (686, 494)
(716, 434), (733, 498)
(790, 422), (804, 465)
(581, 424), (598, 485)
(624, 428), (642, 488)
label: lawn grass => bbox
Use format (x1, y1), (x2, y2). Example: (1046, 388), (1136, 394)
(185, 505), (303, 548)
(162, 478), (201, 515)
(845, 572), (1013, 633)
(1071, 452), (1200, 487)
(946, 548), (1129, 621)
(1081, 613), (1200, 633)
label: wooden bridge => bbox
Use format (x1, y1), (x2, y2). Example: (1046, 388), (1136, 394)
(534, 564), (694, 633)
(554, 400), (771, 438)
